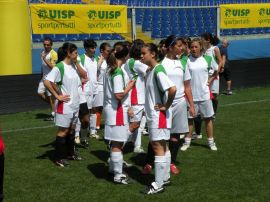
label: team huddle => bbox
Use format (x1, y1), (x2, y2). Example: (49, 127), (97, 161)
(38, 33), (224, 194)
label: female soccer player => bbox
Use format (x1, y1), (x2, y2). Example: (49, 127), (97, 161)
(125, 41), (148, 153)
(141, 43), (176, 194)
(103, 43), (135, 184)
(44, 42), (82, 167)
(161, 35), (195, 174)
(180, 38), (218, 151)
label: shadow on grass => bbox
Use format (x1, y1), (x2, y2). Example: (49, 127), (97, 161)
(39, 141), (55, 148)
(35, 113), (51, 119)
(124, 166), (154, 186)
(87, 163), (112, 182)
(129, 153), (147, 167)
(190, 142), (209, 149)
(91, 150), (110, 163)
(36, 149), (55, 163)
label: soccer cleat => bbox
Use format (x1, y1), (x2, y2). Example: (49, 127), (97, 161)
(141, 129), (149, 135)
(179, 134), (185, 139)
(67, 150), (83, 161)
(141, 182), (164, 195)
(163, 178), (171, 186)
(170, 164), (180, 175)
(134, 146), (145, 154)
(209, 143), (218, 151)
(114, 174), (133, 185)
(192, 132), (202, 140)
(81, 140), (89, 148)
(55, 159), (69, 167)
(227, 90), (233, 95)
(96, 126), (100, 130)
(180, 143), (190, 151)
(123, 160), (133, 168)
(44, 115), (54, 121)
(75, 136), (80, 144)
(142, 164), (152, 174)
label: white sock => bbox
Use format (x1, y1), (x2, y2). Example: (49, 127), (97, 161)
(51, 112), (55, 117)
(111, 151), (123, 179)
(90, 114), (97, 134)
(134, 128), (142, 148)
(140, 115), (147, 130)
(154, 155), (166, 188)
(164, 150), (171, 181)
(185, 137), (191, 145)
(75, 119), (81, 137)
(208, 137), (214, 145)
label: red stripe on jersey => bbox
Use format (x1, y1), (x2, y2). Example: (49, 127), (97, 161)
(116, 101), (124, 126)
(214, 75), (219, 80)
(158, 111), (167, 128)
(57, 101), (64, 114)
(131, 86), (138, 105)
(208, 86), (214, 100)
(82, 83), (85, 91)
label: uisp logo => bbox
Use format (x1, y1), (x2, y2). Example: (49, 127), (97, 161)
(87, 10), (121, 20)
(225, 8), (250, 17)
(259, 8), (270, 16)
(37, 9), (75, 19)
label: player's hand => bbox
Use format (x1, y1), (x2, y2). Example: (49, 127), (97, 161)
(127, 80), (136, 88)
(128, 107), (134, 118)
(189, 105), (196, 117)
(41, 52), (46, 59)
(154, 103), (167, 111)
(57, 95), (70, 102)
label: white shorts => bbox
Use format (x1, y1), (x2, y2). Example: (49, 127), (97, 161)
(92, 91), (104, 107)
(188, 100), (214, 119)
(55, 112), (79, 128)
(37, 80), (51, 96)
(104, 124), (128, 142)
(130, 105), (144, 123)
(85, 94), (93, 110)
(210, 77), (219, 94)
(171, 99), (189, 134)
(148, 128), (170, 141)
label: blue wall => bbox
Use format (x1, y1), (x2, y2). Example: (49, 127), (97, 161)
(32, 38), (270, 74)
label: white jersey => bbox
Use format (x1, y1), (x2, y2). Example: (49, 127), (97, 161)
(121, 63), (131, 107)
(46, 61), (81, 114)
(41, 49), (57, 78)
(187, 55), (218, 101)
(161, 57), (191, 106)
(124, 58), (148, 105)
(97, 59), (107, 92)
(78, 54), (99, 95)
(205, 46), (219, 76)
(145, 64), (175, 129)
(103, 67), (129, 126)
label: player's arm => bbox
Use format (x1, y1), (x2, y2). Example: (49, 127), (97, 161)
(115, 80), (136, 101)
(214, 47), (223, 73)
(75, 62), (88, 80)
(184, 80), (195, 117)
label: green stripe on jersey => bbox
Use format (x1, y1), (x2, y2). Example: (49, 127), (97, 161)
(111, 67), (125, 88)
(79, 54), (99, 66)
(56, 62), (64, 86)
(154, 64), (167, 104)
(203, 55), (212, 71)
(128, 58), (138, 80)
(180, 56), (188, 72)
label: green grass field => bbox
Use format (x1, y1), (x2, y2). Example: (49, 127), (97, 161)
(1, 86), (270, 202)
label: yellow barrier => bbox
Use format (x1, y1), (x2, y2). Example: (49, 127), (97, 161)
(30, 4), (128, 34)
(0, 0), (32, 76)
(220, 3), (270, 29)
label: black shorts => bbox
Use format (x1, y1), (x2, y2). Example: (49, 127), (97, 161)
(219, 66), (231, 81)
(79, 103), (89, 119)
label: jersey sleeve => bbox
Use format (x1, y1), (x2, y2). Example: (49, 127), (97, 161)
(50, 51), (58, 66)
(134, 61), (148, 76)
(156, 72), (175, 92)
(45, 66), (61, 83)
(211, 57), (218, 71)
(183, 65), (191, 81)
(113, 75), (124, 94)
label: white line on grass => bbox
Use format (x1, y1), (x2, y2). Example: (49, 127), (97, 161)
(2, 99), (270, 133)
(221, 99), (270, 107)
(2, 125), (55, 133)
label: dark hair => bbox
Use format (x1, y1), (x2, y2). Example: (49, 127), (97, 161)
(107, 43), (128, 74)
(165, 35), (185, 48)
(122, 40), (132, 51)
(100, 42), (111, 51)
(201, 32), (220, 46)
(43, 37), (53, 45)
(133, 39), (144, 46)
(129, 42), (144, 60)
(83, 39), (97, 49)
(57, 42), (77, 63)
(142, 43), (159, 60)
